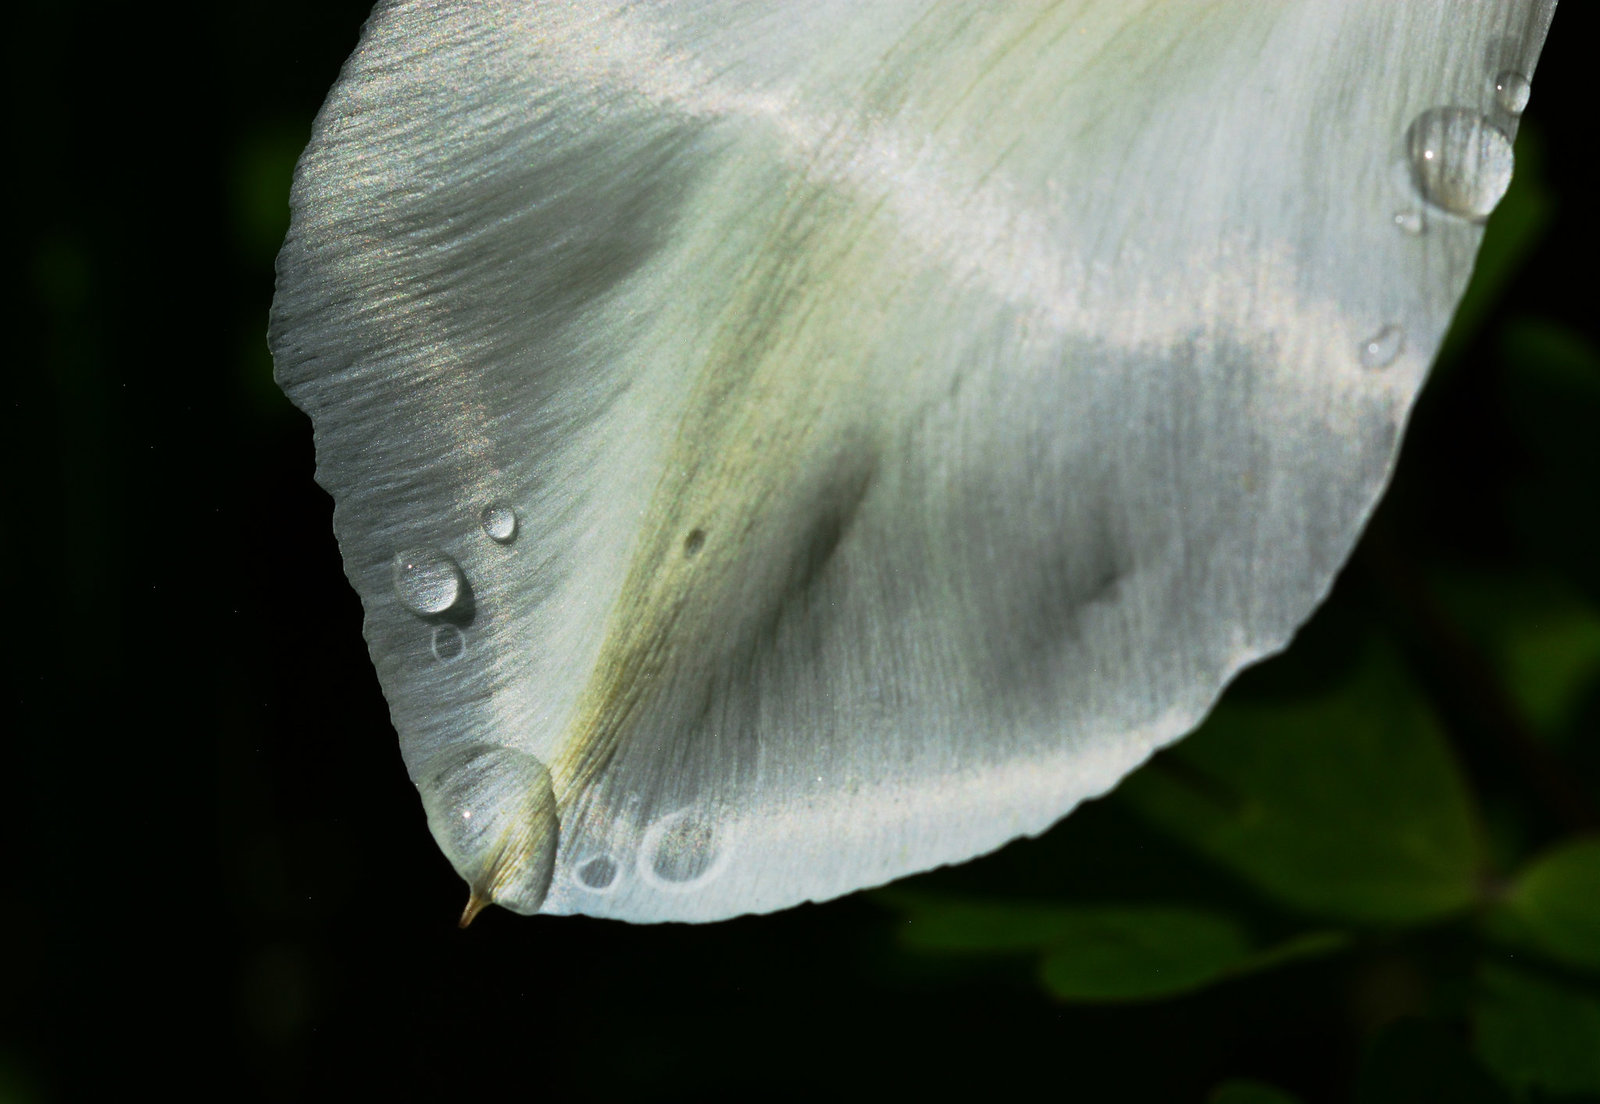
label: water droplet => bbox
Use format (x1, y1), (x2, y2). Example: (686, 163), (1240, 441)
(1493, 70), (1531, 116)
(393, 547), (463, 615)
(431, 624), (464, 661)
(1392, 209), (1425, 236)
(683, 528), (706, 557)
(647, 813), (719, 884)
(1405, 107), (1514, 221)
(419, 744), (559, 916)
(1359, 324), (1405, 370)
(578, 855), (618, 890)
(481, 504), (517, 544)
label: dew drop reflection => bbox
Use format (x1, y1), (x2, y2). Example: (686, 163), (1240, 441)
(393, 547), (463, 615)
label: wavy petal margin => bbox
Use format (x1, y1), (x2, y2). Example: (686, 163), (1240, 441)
(270, 0), (1556, 922)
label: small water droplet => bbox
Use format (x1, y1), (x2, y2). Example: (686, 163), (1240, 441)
(647, 814), (719, 884)
(1493, 70), (1531, 116)
(1405, 107), (1514, 221)
(1359, 324), (1405, 370)
(1392, 209), (1425, 236)
(481, 504), (517, 544)
(431, 624), (464, 661)
(578, 855), (618, 890)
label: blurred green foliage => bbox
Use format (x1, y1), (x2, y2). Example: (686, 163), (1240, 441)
(1212, 1082), (1308, 1104)
(1356, 1018), (1510, 1104)
(1475, 964), (1600, 1097)
(1497, 840), (1600, 974)
(890, 893), (1347, 1001)
(1119, 645), (1482, 925)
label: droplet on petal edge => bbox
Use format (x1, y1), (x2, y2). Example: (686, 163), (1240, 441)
(419, 744), (560, 917)
(1493, 70), (1531, 115)
(643, 813), (722, 887)
(577, 855), (619, 891)
(1405, 106), (1515, 222)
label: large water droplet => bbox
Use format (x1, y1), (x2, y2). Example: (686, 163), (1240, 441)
(393, 547), (462, 615)
(1359, 324), (1405, 370)
(1493, 71), (1531, 116)
(647, 813), (719, 884)
(431, 624), (464, 661)
(1405, 107), (1514, 222)
(577, 855), (618, 890)
(419, 744), (560, 916)
(481, 504), (517, 544)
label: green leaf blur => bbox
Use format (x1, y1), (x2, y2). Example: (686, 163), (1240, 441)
(1211, 1081), (1307, 1104)
(1499, 840), (1600, 974)
(1358, 1019), (1511, 1104)
(1474, 963), (1600, 1098)
(889, 893), (1349, 1001)
(1119, 645), (1483, 925)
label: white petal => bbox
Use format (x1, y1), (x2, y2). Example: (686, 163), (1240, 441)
(270, 0), (1557, 921)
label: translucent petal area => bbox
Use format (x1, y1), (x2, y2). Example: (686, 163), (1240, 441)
(270, 0), (1556, 921)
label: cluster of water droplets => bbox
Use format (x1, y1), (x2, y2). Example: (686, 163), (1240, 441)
(563, 804), (727, 900)
(1393, 64), (1529, 234)
(1370, 62), (1532, 371)
(389, 502), (520, 663)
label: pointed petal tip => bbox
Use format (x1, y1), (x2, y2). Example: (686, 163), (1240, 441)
(458, 889), (491, 929)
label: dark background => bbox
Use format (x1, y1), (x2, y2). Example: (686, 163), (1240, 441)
(9, 4), (1597, 1101)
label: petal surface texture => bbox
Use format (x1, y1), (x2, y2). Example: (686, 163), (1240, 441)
(270, 0), (1555, 921)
